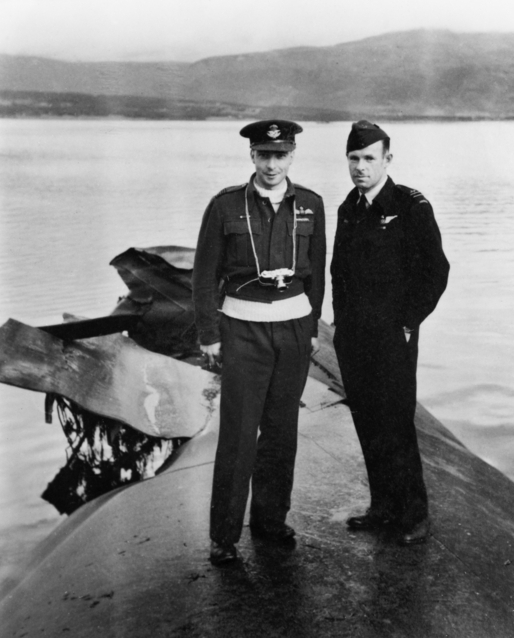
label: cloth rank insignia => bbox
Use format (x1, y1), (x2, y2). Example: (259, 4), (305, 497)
(409, 189), (428, 204)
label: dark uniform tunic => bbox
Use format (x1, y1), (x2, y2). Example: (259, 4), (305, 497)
(331, 176), (449, 527)
(193, 176), (326, 546)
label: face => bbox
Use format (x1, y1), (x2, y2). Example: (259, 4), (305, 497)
(251, 150), (294, 190)
(347, 140), (392, 193)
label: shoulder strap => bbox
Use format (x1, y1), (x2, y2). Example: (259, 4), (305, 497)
(214, 183), (247, 198)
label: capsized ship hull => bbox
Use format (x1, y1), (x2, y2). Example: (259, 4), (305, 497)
(0, 247), (513, 636)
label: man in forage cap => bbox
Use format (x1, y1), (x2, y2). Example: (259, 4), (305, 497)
(193, 120), (326, 564)
(331, 120), (450, 544)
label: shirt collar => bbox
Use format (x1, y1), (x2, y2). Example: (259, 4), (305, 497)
(253, 178), (288, 203)
(248, 174), (295, 198)
(359, 172), (388, 205)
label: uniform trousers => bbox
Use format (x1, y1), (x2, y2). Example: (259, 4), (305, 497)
(334, 319), (428, 528)
(210, 312), (312, 546)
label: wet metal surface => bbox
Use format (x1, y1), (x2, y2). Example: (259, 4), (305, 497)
(1, 375), (514, 637)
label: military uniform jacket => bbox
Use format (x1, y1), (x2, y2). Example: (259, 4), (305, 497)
(331, 176), (449, 331)
(193, 175), (326, 345)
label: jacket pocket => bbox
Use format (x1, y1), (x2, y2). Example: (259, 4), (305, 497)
(224, 219), (262, 266)
(288, 219), (313, 270)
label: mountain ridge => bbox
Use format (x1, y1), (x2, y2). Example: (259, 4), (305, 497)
(1, 30), (514, 118)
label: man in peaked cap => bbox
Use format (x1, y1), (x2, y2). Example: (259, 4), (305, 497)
(193, 120), (326, 564)
(331, 120), (450, 545)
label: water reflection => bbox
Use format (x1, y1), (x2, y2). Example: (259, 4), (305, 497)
(362, 540), (433, 636)
(208, 541), (310, 638)
(42, 396), (178, 515)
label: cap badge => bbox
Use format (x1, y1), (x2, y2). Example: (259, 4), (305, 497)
(267, 125), (281, 139)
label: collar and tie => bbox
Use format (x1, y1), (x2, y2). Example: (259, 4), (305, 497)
(355, 193), (369, 220)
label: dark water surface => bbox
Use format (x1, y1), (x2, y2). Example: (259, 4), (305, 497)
(1, 119), (513, 581)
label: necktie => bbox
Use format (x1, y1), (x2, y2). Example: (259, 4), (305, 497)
(356, 194), (368, 220)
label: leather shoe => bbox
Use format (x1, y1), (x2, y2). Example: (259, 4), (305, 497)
(346, 510), (391, 532)
(250, 521), (296, 542)
(346, 511), (392, 531)
(400, 518), (430, 545)
(210, 541), (237, 565)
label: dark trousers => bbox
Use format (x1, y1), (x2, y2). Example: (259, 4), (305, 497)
(210, 313), (312, 546)
(334, 320), (428, 528)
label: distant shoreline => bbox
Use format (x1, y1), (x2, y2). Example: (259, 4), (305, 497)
(1, 91), (512, 123)
(4, 33), (514, 121)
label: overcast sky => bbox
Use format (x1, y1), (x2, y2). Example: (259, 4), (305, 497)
(1, 0), (514, 62)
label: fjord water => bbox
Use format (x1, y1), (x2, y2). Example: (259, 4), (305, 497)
(0, 119), (513, 577)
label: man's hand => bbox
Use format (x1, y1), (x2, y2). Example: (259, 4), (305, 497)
(200, 342), (222, 367)
(311, 337), (320, 355)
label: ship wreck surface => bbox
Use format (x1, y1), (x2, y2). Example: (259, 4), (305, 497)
(0, 246), (513, 638)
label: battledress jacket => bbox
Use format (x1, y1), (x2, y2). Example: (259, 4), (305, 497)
(193, 176), (326, 345)
(331, 176), (449, 331)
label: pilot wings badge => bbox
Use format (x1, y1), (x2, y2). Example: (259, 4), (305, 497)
(380, 215), (398, 225)
(267, 125), (281, 139)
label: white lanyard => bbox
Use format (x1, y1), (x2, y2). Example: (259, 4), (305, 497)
(244, 184), (297, 278)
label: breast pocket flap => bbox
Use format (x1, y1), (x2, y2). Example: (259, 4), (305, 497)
(224, 220), (261, 235)
(288, 220), (314, 236)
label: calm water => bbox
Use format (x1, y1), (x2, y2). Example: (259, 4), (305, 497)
(1, 119), (513, 580)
